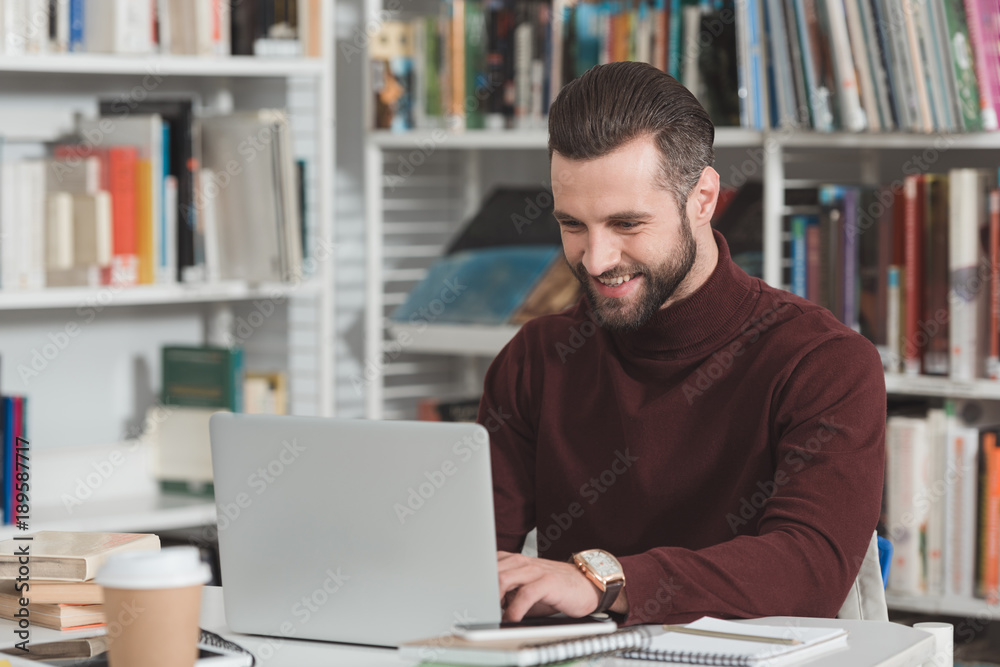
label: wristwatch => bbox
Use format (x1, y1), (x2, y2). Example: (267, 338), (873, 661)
(571, 549), (625, 614)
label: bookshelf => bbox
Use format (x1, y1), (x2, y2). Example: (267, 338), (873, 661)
(0, 4), (336, 533)
(362, 0), (1000, 620)
(0, 54), (325, 77)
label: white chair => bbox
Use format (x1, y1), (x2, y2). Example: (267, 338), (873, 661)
(836, 530), (889, 621)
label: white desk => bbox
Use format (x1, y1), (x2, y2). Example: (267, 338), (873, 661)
(0, 587), (936, 666)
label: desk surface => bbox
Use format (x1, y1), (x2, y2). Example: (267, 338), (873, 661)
(0, 587), (935, 666)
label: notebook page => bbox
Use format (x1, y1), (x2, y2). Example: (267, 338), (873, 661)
(625, 617), (848, 665)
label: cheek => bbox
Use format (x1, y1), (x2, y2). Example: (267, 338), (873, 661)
(561, 234), (585, 264)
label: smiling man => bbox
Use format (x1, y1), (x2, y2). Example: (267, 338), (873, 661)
(478, 62), (886, 624)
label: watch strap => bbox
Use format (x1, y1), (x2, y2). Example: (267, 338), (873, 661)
(594, 579), (623, 614)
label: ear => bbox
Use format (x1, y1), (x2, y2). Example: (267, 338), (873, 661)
(686, 167), (720, 230)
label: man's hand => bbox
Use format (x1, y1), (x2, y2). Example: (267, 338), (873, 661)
(497, 551), (607, 622)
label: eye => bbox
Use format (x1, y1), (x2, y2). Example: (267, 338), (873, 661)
(615, 220), (641, 230)
(558, 219), (583, 230)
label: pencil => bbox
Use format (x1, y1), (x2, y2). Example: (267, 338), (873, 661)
(661, 625), (803, 646)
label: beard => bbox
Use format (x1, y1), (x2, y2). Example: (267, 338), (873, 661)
(570, 220), (698, 333)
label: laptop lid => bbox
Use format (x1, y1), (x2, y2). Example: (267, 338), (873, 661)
(208, 413), (502, 647)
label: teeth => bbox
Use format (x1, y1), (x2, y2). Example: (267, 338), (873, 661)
(599, 274), (634, 287)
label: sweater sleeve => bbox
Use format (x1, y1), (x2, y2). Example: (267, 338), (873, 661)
(478, 327), (542, 554)
(616, 333), (886, 625)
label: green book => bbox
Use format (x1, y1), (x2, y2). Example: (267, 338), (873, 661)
(425, 16), (443, 119)
(465, 0), (486, 129)
(942, 0), (983, 131)
(161, 346), (244, 412)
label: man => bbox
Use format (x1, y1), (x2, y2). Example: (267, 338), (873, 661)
(478, 61), (885, 625)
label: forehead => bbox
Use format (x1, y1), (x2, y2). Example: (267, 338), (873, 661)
(550, 138), (675, 218)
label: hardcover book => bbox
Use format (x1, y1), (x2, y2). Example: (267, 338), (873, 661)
(0, 532), (160, 582)
(161, 346), (245, 412)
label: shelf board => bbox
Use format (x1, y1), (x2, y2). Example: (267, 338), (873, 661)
(368, 127), (765, 150)
(884, 373), (1000, 400)
(386, 322), (521, 356)
(778, 130), (1000, 150)
(0, 54), (323, 77)
(886, 592), (1000, 617)
(0, 280), (320, 310)
(0, 493), (216, 541)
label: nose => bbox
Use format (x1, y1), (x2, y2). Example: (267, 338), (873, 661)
(582, 228), (621, 277)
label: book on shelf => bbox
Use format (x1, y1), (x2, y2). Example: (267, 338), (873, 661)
(0, 104), (308, 291)
(372, 0), (998, 133)
(244, 372), (288, 416)
(786, 166), (1000, 382)
(199, 110), (303, 284)
(882, 402), (1000, 602)
(161, 345), (244, 412)
(417, 396), (481, 422)
(0, 532), (160, 582)
(0, 394), (28, 526)
(392, 187), (581, 327)
(145, 405), (218, 489)
(0, 0), (315, 58)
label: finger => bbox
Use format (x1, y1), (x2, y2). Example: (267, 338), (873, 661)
(497, 562), (547, 598)
(503, 581), (552, 622)
(497, 553), (534, 573)
(497, 550), (520, 562)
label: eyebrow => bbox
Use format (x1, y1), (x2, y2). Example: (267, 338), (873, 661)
(552, 209), (655, 222)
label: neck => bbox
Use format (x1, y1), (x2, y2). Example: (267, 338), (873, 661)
(660, 226), (720, 310)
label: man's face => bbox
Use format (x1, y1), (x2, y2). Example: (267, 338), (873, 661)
(551, 137), (698, 332)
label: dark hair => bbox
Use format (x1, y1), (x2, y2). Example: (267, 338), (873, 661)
(548, 61), (715, 212)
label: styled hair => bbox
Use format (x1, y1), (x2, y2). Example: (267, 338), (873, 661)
(548, 61), (715, 212)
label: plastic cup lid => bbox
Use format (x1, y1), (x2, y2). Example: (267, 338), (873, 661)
(96, 546), (211, 590)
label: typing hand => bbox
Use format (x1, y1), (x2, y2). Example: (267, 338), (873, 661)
(496, 551), (602, 622)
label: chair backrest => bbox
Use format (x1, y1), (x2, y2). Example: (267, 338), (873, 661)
(836, 530), (889, 620)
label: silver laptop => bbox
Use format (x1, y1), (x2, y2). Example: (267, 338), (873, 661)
(208, 413), (503, 647)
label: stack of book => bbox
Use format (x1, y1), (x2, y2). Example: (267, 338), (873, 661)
(784, 167), (1000, 381)
(0, 0), (323, 58)
(0, 105), (305, 291)
(884, 405), (1000, 605)
(0, 531), (160, 631)
(374, 0), (999, 133)
(0, 392), (28, 526)
(148, 345), (245, 493)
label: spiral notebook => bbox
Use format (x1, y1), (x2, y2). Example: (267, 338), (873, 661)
(399, 617), (847, 667)
(398, 624), (657, 666)
(621, 617), (849, 666)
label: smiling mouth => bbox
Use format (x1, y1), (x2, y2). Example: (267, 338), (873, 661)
(596, 273), (641, 287)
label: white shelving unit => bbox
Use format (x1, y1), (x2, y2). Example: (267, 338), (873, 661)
(364, 123), (1000, 619)
(365, 128), (1000, 417)
(0, 9), (336, 533)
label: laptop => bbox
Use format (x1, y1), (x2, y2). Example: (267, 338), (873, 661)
(208, 413), (503, 647)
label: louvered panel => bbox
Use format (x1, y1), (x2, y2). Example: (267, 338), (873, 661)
(285, 76), (324, 416)
(379, 149), (471, 419)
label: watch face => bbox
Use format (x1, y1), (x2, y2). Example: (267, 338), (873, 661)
(582, 551), (620, 578)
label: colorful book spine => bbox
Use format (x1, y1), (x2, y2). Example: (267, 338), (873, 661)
(887, 265), (902, 373)
(902, 175), (923, 375)
(107, 146), (139, 287)
(791, 215), (808, 297)
(978, 429), (1000, 603)
(989, 188), (1000, 380)
(841, 187), (859, 330)
(963, 0), (1000, 129)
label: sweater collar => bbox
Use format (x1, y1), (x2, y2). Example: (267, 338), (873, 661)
(602, 230), (758, 358)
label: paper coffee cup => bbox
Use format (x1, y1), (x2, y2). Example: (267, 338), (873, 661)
(96, 546), (212, 667)
(914, 621), (954, 667)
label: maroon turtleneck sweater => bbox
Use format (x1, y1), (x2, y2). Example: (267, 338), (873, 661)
(478, 231), (886, 625)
